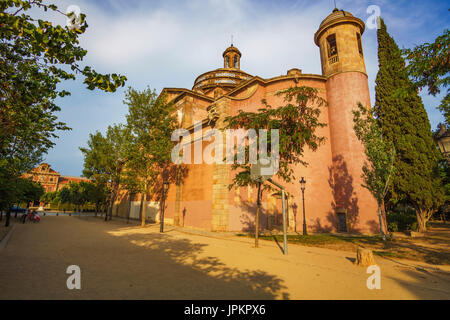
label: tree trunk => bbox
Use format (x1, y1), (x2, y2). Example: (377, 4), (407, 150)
(127, 195), (132, 224)
(141, 192), (147, 227)
(106, 199), (113, 221)
(107, 187), (117, 221)
(416, 210), (428, 232)
(377, 204), (386, 240)
(381, 200), (388, 234)
(5, 211), (11, 227)
(255, 182), (261, 248)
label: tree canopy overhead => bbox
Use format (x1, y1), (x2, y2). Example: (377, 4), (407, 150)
(1, 2), (126, 170)
(1, 0), (127, 212)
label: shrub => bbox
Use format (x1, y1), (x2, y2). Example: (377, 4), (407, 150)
(386, 210), (417, 232)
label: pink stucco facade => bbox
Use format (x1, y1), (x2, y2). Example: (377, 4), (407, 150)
(114, 9), (382, 235)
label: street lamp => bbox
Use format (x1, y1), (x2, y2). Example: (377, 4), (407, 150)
(435, 124), (450, 162)
(160, 180), (169, 233)
(299, 177), (307, 236)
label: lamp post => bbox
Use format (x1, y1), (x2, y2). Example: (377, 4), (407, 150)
(300, 177), (307, 235)
(435, 124), (450, 162)
(160, 180), (169, 233)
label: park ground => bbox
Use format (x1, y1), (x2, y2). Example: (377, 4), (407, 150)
(0, 215), (449, 299)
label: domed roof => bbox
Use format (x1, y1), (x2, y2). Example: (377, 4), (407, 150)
(223, 44), (242, 57)
(314, 8), (365, 45)
(319, 8), (354, 28)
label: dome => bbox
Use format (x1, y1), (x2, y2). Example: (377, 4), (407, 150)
(314, 8), (365, 46)
(223, 44), (242, 58)
(192, 44), (251, 93)
(192, 68), (252, 92)
(319, 8), (354, 28)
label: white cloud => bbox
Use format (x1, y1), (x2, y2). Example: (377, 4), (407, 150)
(35, 0), (446, 175)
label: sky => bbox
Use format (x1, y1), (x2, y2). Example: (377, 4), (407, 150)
(35, 0), (450, 176)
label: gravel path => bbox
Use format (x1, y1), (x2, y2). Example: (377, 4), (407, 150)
(0, 215), (449, 299)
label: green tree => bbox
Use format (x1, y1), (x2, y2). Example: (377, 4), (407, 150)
(40, 191), (58, 206)
(18, 178), (44, 205)
(375, 19), (444, 232)
(403, 30), (449, 124)
(58, 186), (72, 209)
(1, 176), (43, 226)
(353, 103), (396, 240)
(224, 86), (327, 189)
(68, 181), (93, 212)
(224, 86), (326, 242)
(80, 125), (130, 221)
(0, 0), (127, 209)
(84, 182), (108, 216)
(123, 87), (178, 227)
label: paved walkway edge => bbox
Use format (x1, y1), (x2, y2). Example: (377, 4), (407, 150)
(0, 224), (16, 252)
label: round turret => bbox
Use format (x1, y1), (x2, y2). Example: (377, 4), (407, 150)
(315, 8), (366, 78)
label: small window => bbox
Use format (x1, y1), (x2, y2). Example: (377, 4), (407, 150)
(327, 34), (338, 57)
(234, 55), (238, 68)
(356, 33), (363, 55)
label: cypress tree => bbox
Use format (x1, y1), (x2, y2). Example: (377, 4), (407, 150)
(374, 18), (444, 232)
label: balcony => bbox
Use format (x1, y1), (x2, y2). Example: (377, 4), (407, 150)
(329, 55), (339, 65)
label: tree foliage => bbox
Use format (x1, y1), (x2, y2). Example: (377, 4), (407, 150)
(0, 169), (43, 211)
(375, 19), (444, 231)
(0, 0), (127, 209)
(123, 87), (178, 225)
(403, 29), (450, 124)
(80, 124), (130, 219)
(353, 103), (396, 205)
(55, 181), (105, 212)
(224, 86), (327, 190)
(353, 103), (395, 238)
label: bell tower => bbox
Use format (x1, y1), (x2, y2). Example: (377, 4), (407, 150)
(223, 44), (241, 69)
(315, 8), (366, 77)
(314, 8), (381, 234)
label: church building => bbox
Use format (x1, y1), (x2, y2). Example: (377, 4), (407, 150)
(23, 163), (91, 193)
(114, 9), (382, 235)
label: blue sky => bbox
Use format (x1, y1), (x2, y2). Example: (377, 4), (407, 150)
(39, 0), (450, 176)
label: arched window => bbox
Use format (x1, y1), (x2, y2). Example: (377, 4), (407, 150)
(234, 55), (238, 68)
(356, 33), (363, 55)
(327, 34), (338, 57)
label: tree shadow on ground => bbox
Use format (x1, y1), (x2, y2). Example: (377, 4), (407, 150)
(381, 240), (450, 265)
(104, 223), (290, 299)
(383, 265), (450, 299)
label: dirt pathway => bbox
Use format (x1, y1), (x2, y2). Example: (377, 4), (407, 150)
(0, 216), (449, 299)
